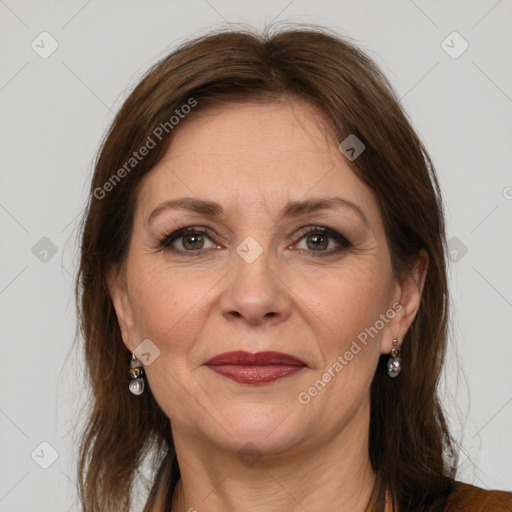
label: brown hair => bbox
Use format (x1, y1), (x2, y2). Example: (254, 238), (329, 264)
(75, 23), (457, 511)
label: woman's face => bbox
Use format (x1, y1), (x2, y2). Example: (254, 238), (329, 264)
(108, 99), (422, 457)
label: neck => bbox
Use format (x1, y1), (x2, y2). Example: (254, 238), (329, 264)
(169, 402), (382, 512)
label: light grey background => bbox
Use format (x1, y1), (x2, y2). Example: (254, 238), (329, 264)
(1, 1), (511, 510)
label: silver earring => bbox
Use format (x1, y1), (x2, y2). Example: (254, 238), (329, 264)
(128, 353), (145, 395)
(387, 336), (401, 378)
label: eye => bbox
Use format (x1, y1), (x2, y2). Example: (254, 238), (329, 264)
(294, 227), (351, 256)
(157, 225), (351, 257)
(158, 227), (218, 255)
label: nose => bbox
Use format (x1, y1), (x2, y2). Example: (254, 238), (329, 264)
(219, 247), (292, 326)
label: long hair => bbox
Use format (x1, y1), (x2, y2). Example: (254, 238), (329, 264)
(75, 23), (457, 511)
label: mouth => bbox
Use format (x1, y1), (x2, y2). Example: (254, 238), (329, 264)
(204, 351), (306, 385)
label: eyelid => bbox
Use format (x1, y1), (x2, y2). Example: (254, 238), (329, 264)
(291, 226), (352, 252)
(157, 225), (351, 256)
(158, 226), (217, 251)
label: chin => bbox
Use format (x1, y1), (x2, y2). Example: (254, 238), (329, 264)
(202, 403), (310, 456)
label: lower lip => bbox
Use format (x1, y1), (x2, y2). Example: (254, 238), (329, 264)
(206, 364), (304, 384)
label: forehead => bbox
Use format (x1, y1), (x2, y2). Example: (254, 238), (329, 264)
(136, 100), (379, 223)
(164, 99), (336, 155)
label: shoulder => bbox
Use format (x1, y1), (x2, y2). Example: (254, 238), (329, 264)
(443, 481), (512, 511)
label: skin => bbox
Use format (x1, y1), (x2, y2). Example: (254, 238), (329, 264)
(107, 98), (428, 511)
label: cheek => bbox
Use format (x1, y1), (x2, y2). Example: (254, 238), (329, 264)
(294, 261), (391, 405)
(127, 268), (214, 420)
(295, 275), (386, 425)
(305, 264), (391, 342)
(128, 266), (213, 352)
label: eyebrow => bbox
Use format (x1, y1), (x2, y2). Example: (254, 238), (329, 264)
(147, 196), (369, 227)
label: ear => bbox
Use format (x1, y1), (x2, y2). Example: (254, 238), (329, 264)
(381, 249), (429, 353)
(105, 264), (137, 353)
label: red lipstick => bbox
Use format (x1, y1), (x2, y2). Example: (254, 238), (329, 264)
(204, 351), (306, 385)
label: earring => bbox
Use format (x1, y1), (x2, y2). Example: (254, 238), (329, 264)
(387, 336), (402, 378)
(128, 352), (145, 395)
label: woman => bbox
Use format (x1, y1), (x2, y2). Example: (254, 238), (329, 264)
(75, 24), (512, 511)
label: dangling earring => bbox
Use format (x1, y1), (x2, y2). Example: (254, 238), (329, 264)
(128, 352), (145, 395)
(387, 336), (402, 378)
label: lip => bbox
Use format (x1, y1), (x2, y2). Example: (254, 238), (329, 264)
(204, 351), (306, 385)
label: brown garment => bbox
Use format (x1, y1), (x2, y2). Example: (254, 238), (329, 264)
(444, 481), (512, 511)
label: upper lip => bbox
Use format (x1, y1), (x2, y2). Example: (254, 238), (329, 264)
(205, 351), (306, 367)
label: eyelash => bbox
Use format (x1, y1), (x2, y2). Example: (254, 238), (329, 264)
(157, 226), (352, 258)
